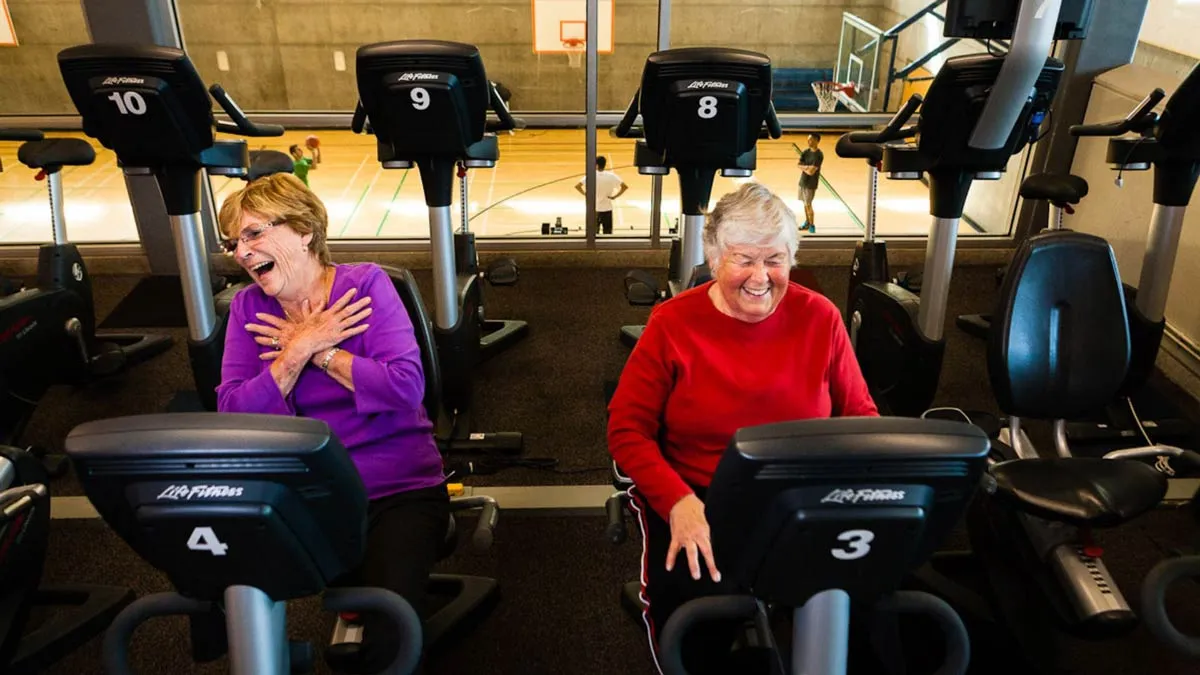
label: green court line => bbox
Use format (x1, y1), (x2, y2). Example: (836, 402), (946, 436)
(339, 175), (376, 238)
(375, 168), (410, 236)
(818, 173), (864, 232)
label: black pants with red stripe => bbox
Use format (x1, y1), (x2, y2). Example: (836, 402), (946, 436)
(633, 486), (743, 675)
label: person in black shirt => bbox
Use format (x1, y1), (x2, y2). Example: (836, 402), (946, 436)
(797, 134), (823, 232)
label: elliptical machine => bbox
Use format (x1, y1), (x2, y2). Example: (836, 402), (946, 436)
(612, 47), (782, 348)
(57, 44), (284, 413)
(353, 40), (526, 455)
(0, 129), (174, 471)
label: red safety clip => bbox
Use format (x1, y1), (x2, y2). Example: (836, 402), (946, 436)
(1080, 528), (1103, 559)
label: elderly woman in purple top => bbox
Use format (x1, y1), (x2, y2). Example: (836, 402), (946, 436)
(215, 172), (446, 672)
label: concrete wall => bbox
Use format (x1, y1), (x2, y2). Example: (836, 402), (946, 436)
(0, 0), (892, 114)
(177, 0), (894, 112)
(0, 0), (91, 114)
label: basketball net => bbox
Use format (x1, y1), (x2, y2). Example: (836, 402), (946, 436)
(812, 81), (843, 113)
(563, 39), (584, 69)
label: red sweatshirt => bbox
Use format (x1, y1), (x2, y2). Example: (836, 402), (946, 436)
(607, 281), (879, 520)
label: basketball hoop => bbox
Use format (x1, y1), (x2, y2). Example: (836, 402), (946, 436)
(563, 38), (585, 69)
(812, 81), (844, 113)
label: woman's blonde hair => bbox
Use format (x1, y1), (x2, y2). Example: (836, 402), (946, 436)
(218, 173), (331, 265)
(702, 181), (799, 268)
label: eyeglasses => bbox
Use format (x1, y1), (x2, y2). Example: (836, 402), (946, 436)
(220, 220), (281, 255)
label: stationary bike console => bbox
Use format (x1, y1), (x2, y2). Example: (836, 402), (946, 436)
(660, 417), (988, 675)
(65, 413), (422, 675)
(613, 48), (781, 347)
(60, 44), (282, 413)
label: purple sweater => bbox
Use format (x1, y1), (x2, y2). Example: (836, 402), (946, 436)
(216, 262), (446, 500)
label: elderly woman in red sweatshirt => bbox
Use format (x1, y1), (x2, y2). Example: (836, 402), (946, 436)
(607, 180), (879, 674)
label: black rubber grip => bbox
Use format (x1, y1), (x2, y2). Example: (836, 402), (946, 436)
(875, 591), (970, 675)
(1141, 555), (1200, 658)
(1071, 88), (1165, 137)
(613, 90), (640, 138)
(103, 592), (213, 675)
(209, 84), (284, 137)
(352, 101), (367, 134)
(0, 129), (44, 142)
(659, 596), (760, 675)
(473, 500), (499, 552)
(490, 82), (520, 131)
(606, 494), (626, 544)
(324, 588), (422, 674)
(764, 101), (782, 139)
(836, 133), (884, 163)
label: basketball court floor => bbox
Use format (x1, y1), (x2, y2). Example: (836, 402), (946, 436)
(0, 128), (1020, 246)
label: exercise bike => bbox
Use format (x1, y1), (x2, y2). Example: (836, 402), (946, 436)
(353, 40), (527, 455)
(0, 129), (174, 474)
(836, 104), (911, 323)
(955, 169), (1089, 340)
(1060, 70), (1200, 455)
(844, 38), (1059, 417)
(0, 443), (135, 675)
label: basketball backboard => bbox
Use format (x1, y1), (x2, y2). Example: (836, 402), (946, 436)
(532, 0), (614, 54)
(0, 0), (18, 46)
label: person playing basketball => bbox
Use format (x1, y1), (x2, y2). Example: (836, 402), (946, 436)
(797, 134), (823, 232)
(289, 135), (322, 187)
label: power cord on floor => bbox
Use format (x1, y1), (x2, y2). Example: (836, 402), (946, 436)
(1126, 396), (1177, 476)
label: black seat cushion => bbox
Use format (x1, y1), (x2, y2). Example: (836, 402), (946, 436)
(686, 264), (712, 288)
(248, 150), (295, 181)
(988, 230), (1130, 420)
(381, 266), (441, 423)
(18, 138), (95, 171)
(990, 458), (1167, 527)
(1020, 173), (1088, 205)
(466, 134), (499, 163)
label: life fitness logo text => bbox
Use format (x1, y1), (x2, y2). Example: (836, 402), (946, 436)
(0, 316), (35, 345)
(157, 485), (245, 501)
(687, 80), (729, 89)
(101, 76), (146, 86)
(399, 73), (439, 81)
(820, 488), (906, 504)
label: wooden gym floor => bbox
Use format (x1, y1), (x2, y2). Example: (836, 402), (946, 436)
(0, 129), (1017, 245)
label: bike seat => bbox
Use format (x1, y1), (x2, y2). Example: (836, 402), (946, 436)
(1019, 173), (1089, 205)
(990, 457), (1167, 528)
(18, 138), (96, 172)
(247, 150), (295, 181)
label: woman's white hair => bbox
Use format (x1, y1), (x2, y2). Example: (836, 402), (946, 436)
(703, 181), (799, 268)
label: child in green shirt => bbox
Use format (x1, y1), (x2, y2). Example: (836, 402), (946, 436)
(289, 144), (318, 186)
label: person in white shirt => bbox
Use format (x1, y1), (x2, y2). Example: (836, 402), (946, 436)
(576, 156), (629, 234)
